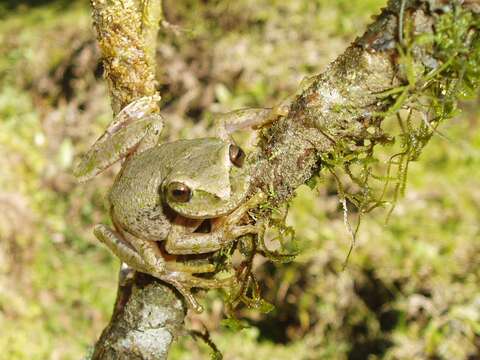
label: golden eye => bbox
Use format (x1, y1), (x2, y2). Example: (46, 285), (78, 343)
(166, 182), (192, 203)
(229, 144), (245, 167)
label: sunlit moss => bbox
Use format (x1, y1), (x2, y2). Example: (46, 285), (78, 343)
(318, 4), (480, 240)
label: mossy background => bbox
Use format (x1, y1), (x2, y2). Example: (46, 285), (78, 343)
(0, 1), (479, 359)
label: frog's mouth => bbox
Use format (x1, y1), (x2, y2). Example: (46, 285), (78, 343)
(171, 213), (225, 234)
(191, 216), (229, 234)
(193, 218), (213, 233)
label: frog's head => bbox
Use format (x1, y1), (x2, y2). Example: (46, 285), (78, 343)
(162, 138), (250, 220)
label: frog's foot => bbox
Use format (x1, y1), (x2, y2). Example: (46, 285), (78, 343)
(159, 269), (235, 313)
(214, 108), (272, 140)
(224, 191), (267, 227)
(213, 77), (315, 140)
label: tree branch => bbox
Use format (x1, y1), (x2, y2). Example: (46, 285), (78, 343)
(89, 1), (185, 359)
(88, 0), (480, 358)
(91, 273), (185, 360)
(251, 0), (479, 206)
(90, 0), (162, 114)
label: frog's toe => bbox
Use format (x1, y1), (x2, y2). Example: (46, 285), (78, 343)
(230, 224), (260, 238)
(166, 260), (216, 274)
(157, 273), (203, 313)
(159, 271), (235, 313)
(174, 284), (204, 313)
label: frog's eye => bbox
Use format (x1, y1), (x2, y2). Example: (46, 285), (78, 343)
(166, 182), (192, 203)
(229, 144), (245, 168)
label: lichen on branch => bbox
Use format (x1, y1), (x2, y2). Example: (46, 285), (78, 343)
(91, 273), (185, 360)
(90, 0), (162, 114)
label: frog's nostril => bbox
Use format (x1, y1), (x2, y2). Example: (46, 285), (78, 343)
(194, 219), (212, 233)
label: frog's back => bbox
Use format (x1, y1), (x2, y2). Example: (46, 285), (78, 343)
(109, 145), (170, 240)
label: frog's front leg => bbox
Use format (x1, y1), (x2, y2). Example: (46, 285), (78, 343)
(74, 95), (163, 182)
(165, 220), (259, 255)
(165, 193), (266, 255)
(214, 108), (272, 140)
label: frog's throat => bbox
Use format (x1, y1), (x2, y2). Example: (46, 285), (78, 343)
(172, 213), (225, 236)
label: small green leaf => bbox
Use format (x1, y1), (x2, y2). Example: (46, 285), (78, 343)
(220, 318), (249, 331)
(254, 298), (275, 314)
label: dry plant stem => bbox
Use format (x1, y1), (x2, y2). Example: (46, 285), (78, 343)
(89, 1), (185, 359)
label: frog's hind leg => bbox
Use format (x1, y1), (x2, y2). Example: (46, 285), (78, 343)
(120, 231), (220, 313)
(94, 224), (148, 271)
(214, 108), (272, 140)
(120, 230), (167, 272)
(96, 226), (233, 313)
(74, 95), (163, 182)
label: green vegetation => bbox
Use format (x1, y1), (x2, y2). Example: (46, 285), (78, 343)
(0, 1), (479, 359)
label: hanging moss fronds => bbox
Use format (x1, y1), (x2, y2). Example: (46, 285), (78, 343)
(308, 4), (480, 262)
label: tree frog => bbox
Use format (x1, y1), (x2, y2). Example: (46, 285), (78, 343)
(75, 96), (271, 312)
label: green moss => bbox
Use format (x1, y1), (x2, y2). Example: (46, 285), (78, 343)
(318, 4), (480, 239)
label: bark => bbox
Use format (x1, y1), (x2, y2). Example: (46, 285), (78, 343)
(89, 1), (185, 359)
(90, 0), (162, 115)
(91, 273), (185, 360)
(89, 0), (480, 358)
